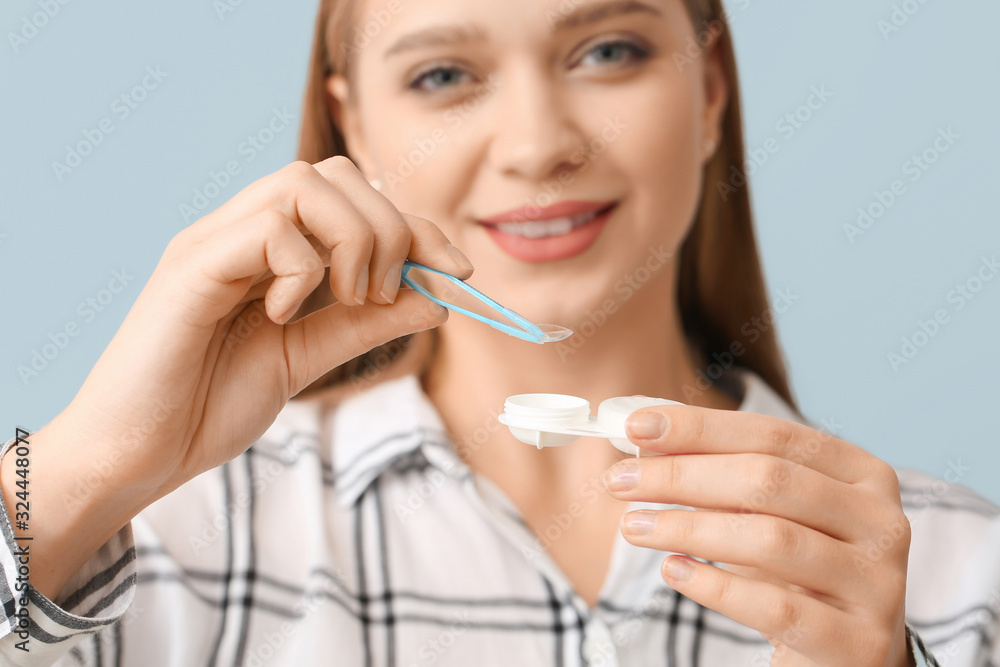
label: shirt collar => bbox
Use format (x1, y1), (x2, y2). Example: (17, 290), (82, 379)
(275, 367), (805, 508)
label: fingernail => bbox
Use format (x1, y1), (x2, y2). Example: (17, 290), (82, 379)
(354, 266), (369, 305)
(604, 459), (640, 493)
(664, 556), (695, 582)
(380, 263), (403, 304)
(622, 510), (656, 536)
(446, 244), (474, 272)
(627, 412), (667, 440)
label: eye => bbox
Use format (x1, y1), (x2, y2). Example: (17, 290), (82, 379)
(408, 65), (475, 92)
(577, 39), (650, 68)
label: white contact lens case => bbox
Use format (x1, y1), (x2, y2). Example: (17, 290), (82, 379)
(498, 394), (683, 456)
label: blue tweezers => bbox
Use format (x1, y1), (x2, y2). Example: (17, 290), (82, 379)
(401, 260), (552, 344)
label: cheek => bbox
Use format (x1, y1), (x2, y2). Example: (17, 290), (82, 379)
(603, 75), (704, 251)
(359, 97), (481, 225)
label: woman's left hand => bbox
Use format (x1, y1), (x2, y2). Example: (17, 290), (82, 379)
(603, 405), (914, 667)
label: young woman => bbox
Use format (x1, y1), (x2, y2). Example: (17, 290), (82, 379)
(2, 0), (997, 665)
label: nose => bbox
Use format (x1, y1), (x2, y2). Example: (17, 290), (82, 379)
(487, 66), (586, 182)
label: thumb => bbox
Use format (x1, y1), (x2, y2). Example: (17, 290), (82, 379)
(283, 289), (447, 395)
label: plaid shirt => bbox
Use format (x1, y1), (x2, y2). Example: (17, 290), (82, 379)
(1, 368), (996, 666)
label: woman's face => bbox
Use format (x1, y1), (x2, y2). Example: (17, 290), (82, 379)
(329, 0), (727, 325)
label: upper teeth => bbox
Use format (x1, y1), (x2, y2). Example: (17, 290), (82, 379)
(494, 211), (600, 239)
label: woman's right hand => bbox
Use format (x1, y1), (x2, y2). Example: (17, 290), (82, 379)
(3, 157), (472, 598)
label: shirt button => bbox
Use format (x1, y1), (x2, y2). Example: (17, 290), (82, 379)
(581, 616), (620, 667)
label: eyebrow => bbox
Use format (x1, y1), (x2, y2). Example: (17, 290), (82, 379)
(552, 0), (663, 31)
(383, 24), (487, 59)
(381, 0), (663, 60)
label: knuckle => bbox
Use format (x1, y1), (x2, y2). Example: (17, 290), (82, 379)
(889, 512), (912, 550)
(259, 210), (291, 235)
(282, 160), (319, 183)
(293, 250), (325, 277)
(757, 419), (795, 457)
(712, 567), (737, 608)
(357, 224), (377, 251)
(374, 218), (411, 257)
(757, 516), (797, 560)
(345, 303), (378, 353)
(395, 221), (413, 248)
(662, 455), (685, 491)
(685, 410), (707, 444)
(164, 227), (194, 258)
(670, 512), (699, 546)
(322, 154), (358, 172)
(751, 456), (791, 501)
(771, 594), (802, 634)
(272, 161), (319, 201)
(335, 221), (376, 255)
(872, 459), (901, 490)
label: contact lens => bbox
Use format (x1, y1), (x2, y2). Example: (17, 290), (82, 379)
(536, 323), (574, 343)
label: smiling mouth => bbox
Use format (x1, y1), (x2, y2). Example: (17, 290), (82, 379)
(481, 203), (618, 239)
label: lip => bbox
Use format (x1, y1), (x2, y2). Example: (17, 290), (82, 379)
(479, 200), (617, 224)
(480, 201), (618, 263)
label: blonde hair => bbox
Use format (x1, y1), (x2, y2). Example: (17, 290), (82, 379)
(295, 0), (799, 411)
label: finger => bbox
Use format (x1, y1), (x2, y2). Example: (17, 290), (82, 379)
(282, 288), (448, 396)
(210, 160), (374, 306)
(239, 234), (333, 306)
(718, 561), (810, 596)
(186, 210), (327, 325)
(240, 216), (476, 310)
(189, 159), (474, 306)
(625, 406), (878, 485)
(313, 157), (411, 305)
(312, 159), (475, 301)
(619, 509), (863, 602)
(401, 213), (475, 279)
(656, 555), (858, 664)
(605, 452), (884, 541)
